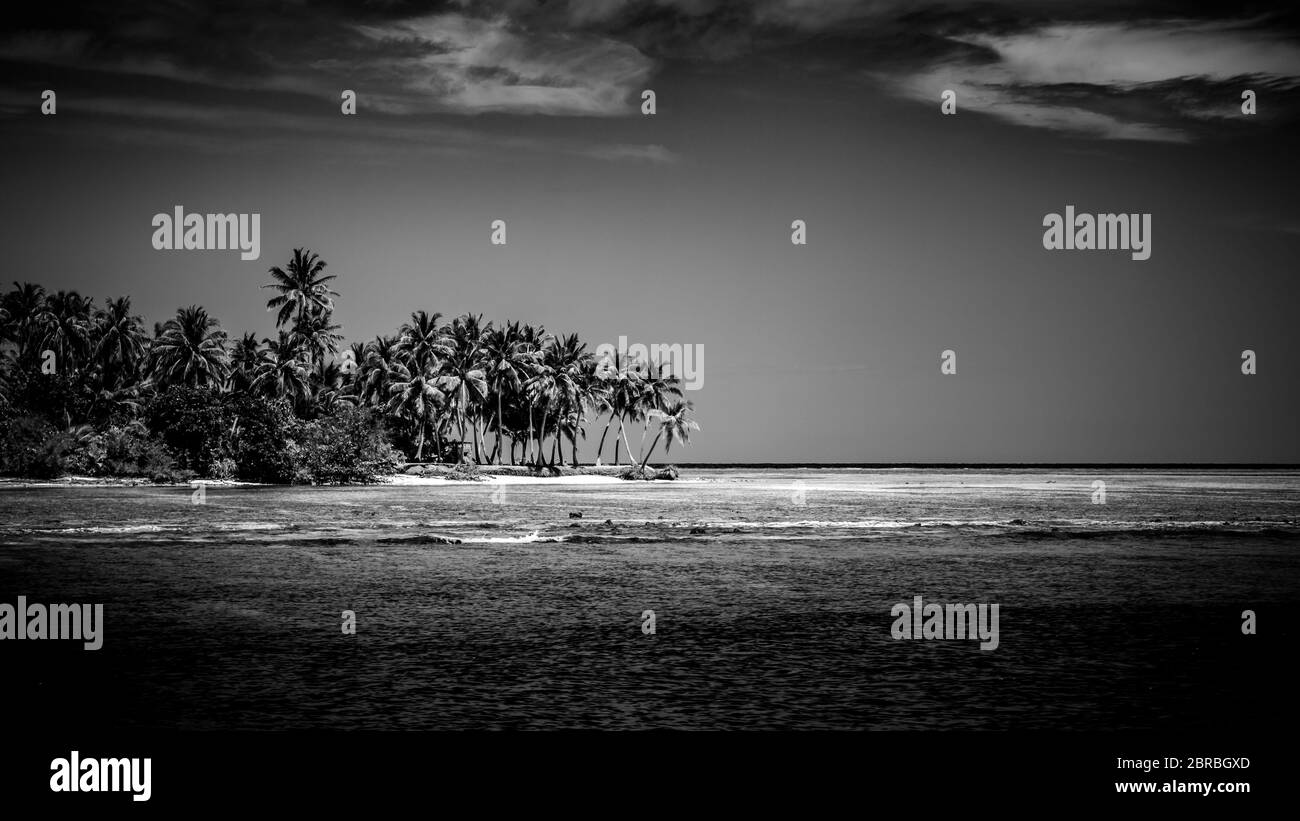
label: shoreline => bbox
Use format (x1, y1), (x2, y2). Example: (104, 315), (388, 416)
(0, 463), (683, 489)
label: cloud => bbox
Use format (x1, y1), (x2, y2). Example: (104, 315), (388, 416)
(353, 13), (654, 115)
(3, 1), (1298, 146)
(884, 19), (1300, 141)
(957, 21), (1300, 87)
(0, 8), (655, 118)
(579, 143), (680, 163)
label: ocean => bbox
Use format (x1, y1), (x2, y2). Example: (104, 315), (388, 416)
(1, 468), (1296, 730)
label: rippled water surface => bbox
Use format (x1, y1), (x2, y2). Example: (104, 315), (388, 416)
(1, 469), (1296, 730)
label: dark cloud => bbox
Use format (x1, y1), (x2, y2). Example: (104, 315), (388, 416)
(1, 0), (1297, 143)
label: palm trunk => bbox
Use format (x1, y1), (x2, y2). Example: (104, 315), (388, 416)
(536, 409), (549, 468)
(415, 421), (426, 461)
(495, 393), (504, 465)
(637, 415), (651, 462)
(639, 430), (664, 472)
(456, 406), (467, 463)
(595, 414), (614, 465)
(471, 413), (482, 463)
(527, 405), (535, 464)
(619, 416), (635, 466)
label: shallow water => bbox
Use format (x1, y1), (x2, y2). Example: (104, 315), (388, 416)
(1, 469), (1296, 730)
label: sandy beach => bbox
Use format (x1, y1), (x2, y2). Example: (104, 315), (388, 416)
(384, 472), (626, 486)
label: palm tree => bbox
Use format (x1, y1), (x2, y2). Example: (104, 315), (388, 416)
(516, 323), (550, 463)
(148, 306), (230, 389)
(263, 248), (338, 328)
(638, 400), (699, 471)
(634, 361), (684, 463)
(2, 282), (47, 361)
(598, 351), (646, 465)
(480, 321), (538, 464)
(437, 314), (488, 463)
(524, 362), (558, 467)
(39, 290), (94, 373)
(394, 311), (448, 372)
(86, 382), (142, 424)
(250, 331), (310, 405)
(543, 333), (594, 466)
(385, 361), (443, 461)
(361, 335), (399, 408)
(340, 340), (368, 402)
(592, 349), (639, 465)
(290, 312), (344, 367)
(229, 332), (264, 394)
(310, 358), (353, 414)
(91, 296), (148, 386)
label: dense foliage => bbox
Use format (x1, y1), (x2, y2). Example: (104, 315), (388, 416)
(0, 248), (697, 483)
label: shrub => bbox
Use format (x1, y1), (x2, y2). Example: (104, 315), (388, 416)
(225, 395), (296, 483)
(289, 405), (401, 485)
(446, 461), (486, 481)
(146, 385), (230, 476)
(96, 424), (178, 479)
(0, 414), (59, 477)
(210, 457), (238, 480)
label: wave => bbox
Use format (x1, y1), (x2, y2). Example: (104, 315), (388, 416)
(460, 531), (568, 544)
(25, 524), (168, 535)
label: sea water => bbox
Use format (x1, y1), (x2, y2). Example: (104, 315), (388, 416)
(1, 469), (1295, 730)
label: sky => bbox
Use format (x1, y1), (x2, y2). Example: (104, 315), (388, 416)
(1, 0), (1298, 462)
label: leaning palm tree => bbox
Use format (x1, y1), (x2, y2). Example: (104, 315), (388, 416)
(148, 305), (230, 389)
(634, 361), (684, 463)
(599, 352), (645, 465)
(262, 248), (339, 328)
(638, 400), (699, 472)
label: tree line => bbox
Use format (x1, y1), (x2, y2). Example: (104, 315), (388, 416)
(0, 249), (698, 482)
